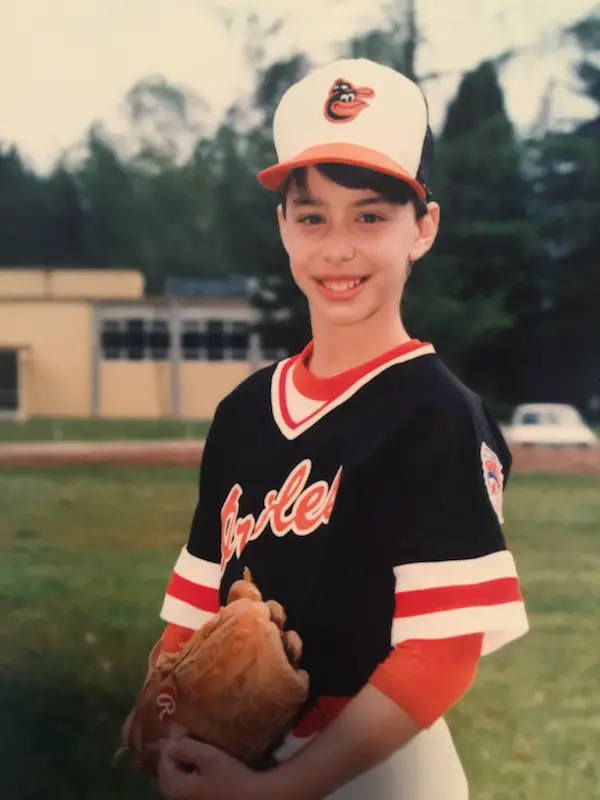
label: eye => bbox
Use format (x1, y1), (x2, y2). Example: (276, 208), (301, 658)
(340, 92), (354, 102)
(298, 214), (324, 225)
(359, 212), (384, 224)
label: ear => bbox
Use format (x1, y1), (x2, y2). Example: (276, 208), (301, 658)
(277, 204), (291, 256)
(409, 202), (440, 263)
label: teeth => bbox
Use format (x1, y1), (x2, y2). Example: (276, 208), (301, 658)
(321, 278), (363, 291)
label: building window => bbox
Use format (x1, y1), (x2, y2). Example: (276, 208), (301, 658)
(231, 321), (250, 361)
(206, 320), (225, 361)
(100, 318), (171, 360)
(99, 317), (251, 361)
(125, 318), (146, 360)
(181, 319), (250, 361)
(149, 319), (170, 359)
(100, 320), (124, 360)
(181, 320), (206, 360)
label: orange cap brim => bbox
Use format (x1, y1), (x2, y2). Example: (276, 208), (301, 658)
(256, 143), (426, 200)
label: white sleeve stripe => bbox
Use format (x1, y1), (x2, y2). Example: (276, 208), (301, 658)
(391, 600), (530, 656)
(393, 550), (518, 591)
(273, 733), (315, 762)
(173, 546), (221, 588)
(159, 595), (216, 630)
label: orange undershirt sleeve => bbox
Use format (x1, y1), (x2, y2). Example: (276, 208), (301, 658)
(159, 627), (482, 730)
(159, 622), (195, 654)
(368, 633), (484, 729)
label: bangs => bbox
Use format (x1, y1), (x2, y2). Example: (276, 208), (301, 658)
(280, 163), (427, 216)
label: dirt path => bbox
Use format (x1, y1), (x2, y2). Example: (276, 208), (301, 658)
(509, 445), (600, 474)
(0, 440), (205, 467)
(0, 440), (599, 473)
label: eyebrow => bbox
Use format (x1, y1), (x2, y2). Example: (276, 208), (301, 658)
(291, 194), (387, 208)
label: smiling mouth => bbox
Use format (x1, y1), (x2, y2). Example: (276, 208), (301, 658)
(316, 276), (369, 292)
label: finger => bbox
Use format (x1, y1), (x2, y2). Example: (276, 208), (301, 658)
(266, 599), (286, 628)
(284, 629), (303, 665)
(166, 736), (220, 769)
(166, 722), (188, 741)
(159, 749), (198, 796)
(158, 749), (180, 794)
(227, 570), (262, 603)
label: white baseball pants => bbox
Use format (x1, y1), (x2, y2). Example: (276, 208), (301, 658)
(275, 717), (469, 799)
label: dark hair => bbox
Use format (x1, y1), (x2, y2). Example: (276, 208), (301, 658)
(279, 162), (429, 220)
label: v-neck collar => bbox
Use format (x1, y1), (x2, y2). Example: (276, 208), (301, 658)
(270, 338), (435, 440)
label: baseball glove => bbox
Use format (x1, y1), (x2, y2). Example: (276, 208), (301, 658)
(115, 568), (310, 776)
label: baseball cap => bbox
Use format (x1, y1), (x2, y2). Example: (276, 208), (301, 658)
(257, 58), (433, 200)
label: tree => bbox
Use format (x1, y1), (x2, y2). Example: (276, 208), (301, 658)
(524, 10), (600, 412)
(230, 54), (313, 355)
(342, 0), (418, 78)
(0, 145), (63, 266)
(119, 75), (209, 171)
(43, 166), (89, 266)
(408, 60), (539, 405)
(72, 129), (146, 269)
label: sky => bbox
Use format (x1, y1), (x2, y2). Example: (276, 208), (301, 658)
(0, 0), (598, 173)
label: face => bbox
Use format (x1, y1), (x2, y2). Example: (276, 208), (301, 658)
(277, 166), (440, 333)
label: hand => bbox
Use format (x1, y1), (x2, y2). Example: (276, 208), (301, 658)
(157, 725), (276, 800)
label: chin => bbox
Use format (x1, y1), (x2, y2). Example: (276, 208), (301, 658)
(313, 304), (376, 329)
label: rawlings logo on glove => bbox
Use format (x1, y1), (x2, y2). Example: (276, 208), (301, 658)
(156, 686), (177, 722)
(115, 569), (310, 776)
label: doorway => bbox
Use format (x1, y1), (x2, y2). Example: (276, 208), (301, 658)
(0, 349), (19, 416)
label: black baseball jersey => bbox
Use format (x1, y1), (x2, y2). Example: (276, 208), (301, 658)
(160, 339), (528, 702)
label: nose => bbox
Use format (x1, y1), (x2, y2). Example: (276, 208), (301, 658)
(322, 232), (356, 265)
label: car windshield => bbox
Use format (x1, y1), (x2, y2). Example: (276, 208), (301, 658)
(521, 412), (559, 425)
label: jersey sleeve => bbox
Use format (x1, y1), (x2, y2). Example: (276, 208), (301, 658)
(159, 402), (226, 630)
(385, 393), (529, 657)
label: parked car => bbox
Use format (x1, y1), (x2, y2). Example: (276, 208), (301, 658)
(502, 403), (598, 448)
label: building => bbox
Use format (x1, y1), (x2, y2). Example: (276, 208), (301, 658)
(0, 268), (284, 420)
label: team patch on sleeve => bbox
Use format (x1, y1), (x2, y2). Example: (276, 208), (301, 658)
(160, 546), (221, 629)
(481, 442), (505, 524)
(391, 551), (529, 656)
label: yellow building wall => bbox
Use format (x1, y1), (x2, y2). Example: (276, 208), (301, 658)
(0, 268), (144, 300)
(0, 300), (93, 416)
(99, 361), (266, 420)
(0, 270), (45, 298)
(99, 362), (173, 419)
(0, 294), (276, 420)
(49, 269), (144, 300)
(180, 362), (259, 419)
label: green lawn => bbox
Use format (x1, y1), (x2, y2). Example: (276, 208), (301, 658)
(0, 417), (212, 443)
(1, 417), (598, 445)
(0, 466), (599, 799)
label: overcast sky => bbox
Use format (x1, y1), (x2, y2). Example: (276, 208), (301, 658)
(0, 0), (598, 173)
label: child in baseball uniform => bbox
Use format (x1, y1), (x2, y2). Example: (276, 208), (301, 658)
(155, 58), (529, 799)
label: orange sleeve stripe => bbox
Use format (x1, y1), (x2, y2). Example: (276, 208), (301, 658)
(165, 572), (221, 613)
(159, 622), (194, 654)
(368, 633), (483, 729)
(394, 577), (522, 617)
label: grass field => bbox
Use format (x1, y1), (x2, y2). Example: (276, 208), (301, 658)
(1, 417), (599, 445)
(0, 466), (599, 799)
(0, 418), (212, 443)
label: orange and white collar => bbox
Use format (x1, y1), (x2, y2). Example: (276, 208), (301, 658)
(271, 339), (435, 440)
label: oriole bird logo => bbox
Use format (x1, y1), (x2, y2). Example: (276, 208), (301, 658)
(324, 79), (375, 123)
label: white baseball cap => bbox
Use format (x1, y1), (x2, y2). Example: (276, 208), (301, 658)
(257, 58), (432, 200)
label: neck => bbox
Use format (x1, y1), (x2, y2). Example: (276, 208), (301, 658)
(307, 315), (412, 378)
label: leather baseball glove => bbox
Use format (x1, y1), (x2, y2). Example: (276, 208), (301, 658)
(115, 568), (310, 776)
